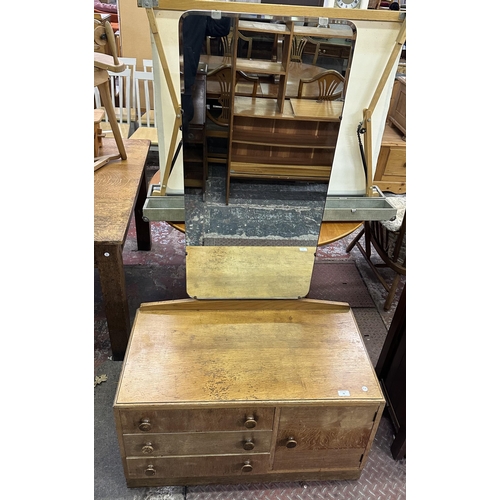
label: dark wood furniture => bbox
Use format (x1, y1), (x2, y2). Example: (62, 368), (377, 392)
(346, 201), (406, 311)
(376, 285), (406, 460)
(387, 76), (406, 138)
(114, 299), (385, 487)
(94, 138), (151, 360)
(183, 69), (207, 191)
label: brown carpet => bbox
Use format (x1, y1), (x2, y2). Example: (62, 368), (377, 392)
(308, 259), (375, 307)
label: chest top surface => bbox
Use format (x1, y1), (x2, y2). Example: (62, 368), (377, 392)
(115, 299), (384, 406)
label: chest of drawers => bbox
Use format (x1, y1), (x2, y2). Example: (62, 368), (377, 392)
(114, 299), (385, 487)
(374, 124), (406, 194)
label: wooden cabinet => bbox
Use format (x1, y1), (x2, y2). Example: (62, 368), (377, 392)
(114, 299), (385, 487)
(183, 69), (207, 189)
(387, 76), (406, 138)
(230, 98), (341, 182)
(373, 124), (406, 194)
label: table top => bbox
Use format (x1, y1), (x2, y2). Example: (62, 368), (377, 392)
(94, 138), (150, 245)
(203, 56), (341, 99)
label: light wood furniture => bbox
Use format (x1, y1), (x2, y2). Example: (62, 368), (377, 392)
(94, 19), (128, 169)
(224, 21), (353, 203)
(95, 66), (134, 141)
(373, 123), (406, 194)
(114, 298), (385, 487)
(297, 69), (345, 101)
(130, 70), (158, 146)
(227, 97), (342, 203)
(94, 138), (151, 360)
(94, 109), (105, 157)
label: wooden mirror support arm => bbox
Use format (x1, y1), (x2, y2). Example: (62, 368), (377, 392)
(362, 17), (405, 196)
(145, 8), (183, 197)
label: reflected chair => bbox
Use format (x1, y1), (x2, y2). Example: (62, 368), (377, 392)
(290, 36), (308, 63)
(297, 69), (345, 101)
(204, 65), (258, 177)
(346, 196), (406, 310)
(206, 28), (253, 63)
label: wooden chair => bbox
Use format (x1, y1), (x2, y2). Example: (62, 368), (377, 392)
(94, 64), (134, 140)
(94, 19), (127, 168)
(204, 65), (258, 176)
(129, 70), (158, 149)
(290, 36), (308, 63)
(297, 69), (345, 101)
(346, 196), (406, 310)
(206, 28), (253, 62)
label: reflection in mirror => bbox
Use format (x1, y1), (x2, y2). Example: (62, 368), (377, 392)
(178, 12), (355, 299)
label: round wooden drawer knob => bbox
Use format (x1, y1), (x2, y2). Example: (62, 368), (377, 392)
(286, 437), (298, 448)
(243, 439), (255, 450)
(244, 415), (257, 428)
(138, 418), (152, 432)
(241, 460), (253, 473)
(144, 465), (156, 476)
(142, 442), (154, 454)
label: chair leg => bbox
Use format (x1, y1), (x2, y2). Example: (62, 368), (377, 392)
(98, 79), (127, 160)
(384, 273), (401, 311)
(346, 228), (364, 253)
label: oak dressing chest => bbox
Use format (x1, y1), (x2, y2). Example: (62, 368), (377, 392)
(114, 299), (385, 487)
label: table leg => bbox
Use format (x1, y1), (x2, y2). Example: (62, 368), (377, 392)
(95, 244), (130, 361)
(134, 169), (151, 251)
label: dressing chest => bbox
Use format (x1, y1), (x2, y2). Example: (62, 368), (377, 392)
(114, 299), (385, 487)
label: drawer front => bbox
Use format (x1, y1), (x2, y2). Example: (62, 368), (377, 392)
(185, 128), (204, 143)
(123, 430), (273, 457)
(126, 453), (270, 479)
(273, 406), (377, 471)
(384, 148), (406, 177)
(119, 408), (275, 434)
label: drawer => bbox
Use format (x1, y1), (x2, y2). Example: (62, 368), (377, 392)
(273, 406), (377, 471)
(118, 408), (275, 434)
(184, 128), (204, 143)
(126, 453), (271, 479)
(384, 147), (406, 177)
(123, 430), (273, 457)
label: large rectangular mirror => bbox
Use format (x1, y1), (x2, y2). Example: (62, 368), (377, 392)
(143, 4), (404, 300)
(178, 11), (356, 299)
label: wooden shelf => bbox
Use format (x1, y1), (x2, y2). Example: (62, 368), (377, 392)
(229, 162), (331, 180)
(294, 24), (354, 39)
(290, 99), (342, 121)
(226, 19), (344, 203)
(232, 130), (337, 148)
(235, 59), (286, 75)
(238, 20), (292, 34)
(233, 97), (295, 118)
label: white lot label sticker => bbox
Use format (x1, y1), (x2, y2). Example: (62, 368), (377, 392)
(338, 390), (350, 397)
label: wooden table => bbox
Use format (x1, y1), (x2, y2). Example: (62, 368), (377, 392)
(94, 138), (151, 360)
(164, 219), (361, 247)
(202, 55), (341, 99)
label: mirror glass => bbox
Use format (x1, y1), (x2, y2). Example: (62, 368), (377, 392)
(178, 11), (355, 299)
